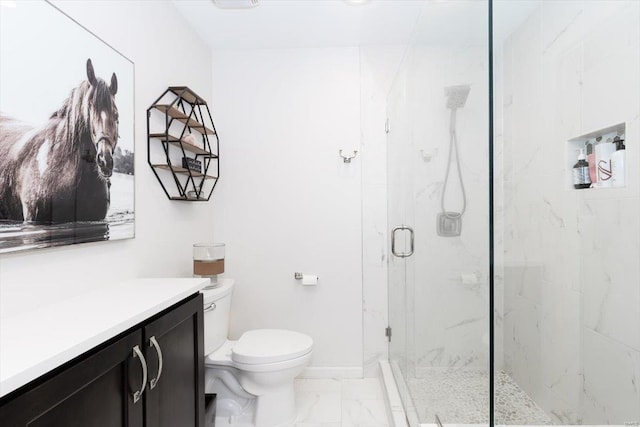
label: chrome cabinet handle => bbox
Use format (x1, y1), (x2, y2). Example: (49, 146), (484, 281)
(391, 225), (414, 258)
(149, 336), (163, 390)
(204, 302), (216, 312)
(132, 345), (148, 403)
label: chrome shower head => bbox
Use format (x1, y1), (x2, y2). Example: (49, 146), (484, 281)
(445, 85), (471, 109)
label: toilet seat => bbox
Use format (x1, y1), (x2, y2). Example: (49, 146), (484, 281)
(206, 339), (236, 367)
(232, 329), (313, 364)
(205, 329), (313, 370)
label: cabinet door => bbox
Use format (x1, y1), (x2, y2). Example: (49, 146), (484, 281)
(143, 294), (204, 427)
(0, 329), (144, 427)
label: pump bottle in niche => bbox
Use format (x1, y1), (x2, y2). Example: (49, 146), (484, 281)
(611, 135), (626, 187)
(595, 135), (616, 187)
(573, 148), (591, 189)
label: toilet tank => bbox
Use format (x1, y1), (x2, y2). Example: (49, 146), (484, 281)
(201, 278), (234, 355)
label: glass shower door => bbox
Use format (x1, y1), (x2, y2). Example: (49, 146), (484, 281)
(387, 63), (418, 424)
(386, 1), (490, 425)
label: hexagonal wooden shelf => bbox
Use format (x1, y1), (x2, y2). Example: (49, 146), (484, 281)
(147, 86), (219, 201)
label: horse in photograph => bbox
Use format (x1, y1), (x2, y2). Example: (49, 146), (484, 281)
(0, 59), (119, 223)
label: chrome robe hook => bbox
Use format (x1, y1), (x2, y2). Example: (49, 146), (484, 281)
(339, 149), (358, 163)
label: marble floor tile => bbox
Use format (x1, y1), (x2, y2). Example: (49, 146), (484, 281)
(342, 399), (389, 427)
(342, 378), (385, 400)
(296, 378), (343, 392)
(291, 378), (390, 426)
(292, 424), (342, 427)
(294, 390), (342, 423)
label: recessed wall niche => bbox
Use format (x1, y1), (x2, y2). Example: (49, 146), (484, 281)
(566, 123), (626, 190)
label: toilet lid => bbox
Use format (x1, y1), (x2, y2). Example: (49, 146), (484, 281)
(231, 329), (313, 364)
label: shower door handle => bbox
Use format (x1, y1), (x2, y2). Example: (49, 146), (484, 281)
(391, 225), (414, 258)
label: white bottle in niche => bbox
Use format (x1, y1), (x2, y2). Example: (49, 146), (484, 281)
(595, 136), (616, 187)
(611, 136), (626, 187)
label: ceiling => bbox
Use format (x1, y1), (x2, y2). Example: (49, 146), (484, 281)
(172, 0), (540, 50)
(172, 0), (427, 50)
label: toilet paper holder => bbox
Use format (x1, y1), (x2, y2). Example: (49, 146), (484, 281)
(294, 272), (319, 280)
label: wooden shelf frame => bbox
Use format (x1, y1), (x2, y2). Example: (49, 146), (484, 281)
(147, 86), (220, 201)
(168, 86), (207, 105)
(149, 133), (218, 157)
(151, 164), (217, 180)
(169, 196), (208, 201)
(152, 105), (215, 135)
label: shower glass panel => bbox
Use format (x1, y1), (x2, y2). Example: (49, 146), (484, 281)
(386, 1), (490, 425)
(387, 62), (413, 422)
(494, 0), (640, 424)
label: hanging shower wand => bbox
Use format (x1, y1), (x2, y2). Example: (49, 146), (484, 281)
(437, 84), (470, 237)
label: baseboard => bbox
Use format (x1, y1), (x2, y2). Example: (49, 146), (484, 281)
(300, 366), (364, 379)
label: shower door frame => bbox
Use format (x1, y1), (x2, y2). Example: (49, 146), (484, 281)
(386, 62), (419, 425)
(488, 0), (495, 426)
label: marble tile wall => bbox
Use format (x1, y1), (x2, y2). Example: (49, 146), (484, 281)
(500, 0), (640, 423)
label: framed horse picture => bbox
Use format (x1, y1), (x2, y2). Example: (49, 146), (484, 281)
(0, 1), (135, 253)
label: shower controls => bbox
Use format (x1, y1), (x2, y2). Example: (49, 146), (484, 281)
(439, 84), (470, 237)
(437, 212), (462, 237)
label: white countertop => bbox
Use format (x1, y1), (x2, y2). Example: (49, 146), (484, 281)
(0, 278), (209, 398)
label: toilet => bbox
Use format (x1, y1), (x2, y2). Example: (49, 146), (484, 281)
(202, 279), (313, 426)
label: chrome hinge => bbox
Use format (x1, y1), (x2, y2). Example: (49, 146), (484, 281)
(384, 118), (390, 134)
(385, 326), (392, 342)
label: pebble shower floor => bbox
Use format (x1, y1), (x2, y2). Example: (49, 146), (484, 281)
(407, 369), (553, 424)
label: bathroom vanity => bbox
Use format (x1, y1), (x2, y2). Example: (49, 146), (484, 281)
(0, 278), (208, 427)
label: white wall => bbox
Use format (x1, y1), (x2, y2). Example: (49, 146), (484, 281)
(210, 48), (363, 372)
(0, 1), (214, 317)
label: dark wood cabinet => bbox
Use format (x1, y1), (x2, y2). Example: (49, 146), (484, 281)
(144, 294), (204, 427)
(0, 294), (204, 427)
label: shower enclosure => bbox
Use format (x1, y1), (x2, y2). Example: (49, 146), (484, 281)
(384, 0), (640, 425)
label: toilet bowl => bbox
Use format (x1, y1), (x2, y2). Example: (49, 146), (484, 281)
(202, 280), (313, 426)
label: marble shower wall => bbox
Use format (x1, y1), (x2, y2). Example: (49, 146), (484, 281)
(500, 1), (640, 423)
